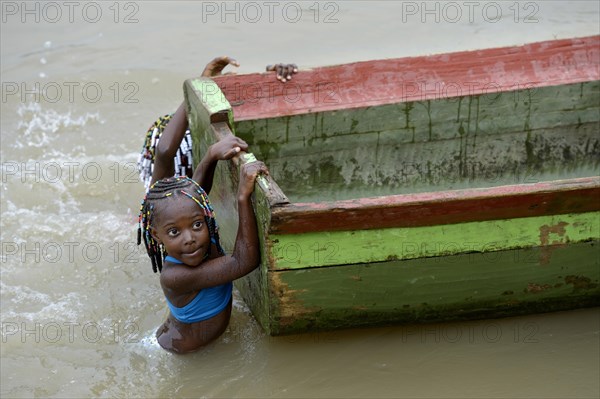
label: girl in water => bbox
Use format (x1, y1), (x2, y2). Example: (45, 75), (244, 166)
(137, 57), (296, 353)
(138, 164), (266, 353)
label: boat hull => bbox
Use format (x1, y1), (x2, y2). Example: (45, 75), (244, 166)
(185, 36), (600, 335)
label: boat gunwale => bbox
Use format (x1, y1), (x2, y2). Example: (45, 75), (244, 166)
(213, 35), (600, 121)
(269, 176), (600, 234)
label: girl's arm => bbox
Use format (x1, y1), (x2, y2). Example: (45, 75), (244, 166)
(151, 102), (188, 185)
(162, 161), (268, 291)
(192, 134), (248, 194)
(151, 58), (297, 186)
(228, 160), (265, 276)
(150, 57), (240, 186)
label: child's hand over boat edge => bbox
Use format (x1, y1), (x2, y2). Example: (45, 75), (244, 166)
(201, 56), (240, 77)
(266, 63), (298, 82)
(238, 161), (269, 201)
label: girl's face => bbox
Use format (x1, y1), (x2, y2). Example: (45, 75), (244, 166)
(150, 196), (210, 266)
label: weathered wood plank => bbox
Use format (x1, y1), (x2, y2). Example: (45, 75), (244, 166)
(241, 123), (599, 203)
(231, 82), (599, 202)
(269, 177), (600, 234)
(234, 82), (599, 148)
(268, 240), (600, 335)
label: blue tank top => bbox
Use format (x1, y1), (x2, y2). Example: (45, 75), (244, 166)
(164, 255), (232, 323)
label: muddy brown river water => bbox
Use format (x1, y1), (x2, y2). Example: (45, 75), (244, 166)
(1, 1), (599, 397)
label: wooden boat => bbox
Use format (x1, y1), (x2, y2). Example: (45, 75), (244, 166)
(184, 36), (600, 335)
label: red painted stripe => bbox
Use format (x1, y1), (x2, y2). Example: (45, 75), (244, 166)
(269, 177), (600, 234)
(214, 36), (600, 121)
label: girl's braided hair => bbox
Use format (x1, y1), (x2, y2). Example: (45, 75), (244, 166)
(137, 176), (224, 272)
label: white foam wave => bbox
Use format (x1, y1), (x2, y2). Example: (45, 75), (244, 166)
(1, 201), (136, 245)
(0, 281), (81, 322)
(14, 102), (103, 148)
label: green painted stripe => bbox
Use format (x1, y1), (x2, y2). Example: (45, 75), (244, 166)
(270, 211), (600, 270)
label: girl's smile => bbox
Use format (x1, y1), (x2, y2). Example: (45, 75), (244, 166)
(151, 196), (210, 266)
